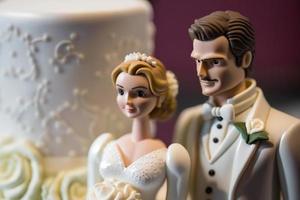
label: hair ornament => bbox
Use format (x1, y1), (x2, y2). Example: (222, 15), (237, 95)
(166, 71), (179, 98)
(124, 52), (157, 66)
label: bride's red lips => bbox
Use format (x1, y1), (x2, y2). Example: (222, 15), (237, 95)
(125, 106), (136, 113)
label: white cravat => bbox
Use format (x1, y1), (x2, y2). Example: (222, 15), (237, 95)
(202, 79), (258, 122)
(202, 103), (235, 122)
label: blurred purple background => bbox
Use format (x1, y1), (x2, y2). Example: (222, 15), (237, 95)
(151, 0), (300, 144)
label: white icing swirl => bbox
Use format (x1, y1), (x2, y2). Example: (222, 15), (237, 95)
(88, 179), (142, 200)
(41, 167), (87, 200)
(0, 137), (43, 200)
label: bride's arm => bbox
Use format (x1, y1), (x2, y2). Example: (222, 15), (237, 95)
(166, 143), (191, 200)
(87, 133), (114, 188)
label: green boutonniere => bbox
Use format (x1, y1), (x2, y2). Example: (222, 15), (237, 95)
(233, 119), (269, 145)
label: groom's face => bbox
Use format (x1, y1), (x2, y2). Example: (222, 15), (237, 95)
(191, 36), (245, 97)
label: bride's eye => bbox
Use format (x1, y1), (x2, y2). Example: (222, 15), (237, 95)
(137, 90), (146, 97)
(117, 88), (124, 95)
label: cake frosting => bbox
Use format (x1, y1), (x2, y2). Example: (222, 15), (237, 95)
(0, 0), (154, 198)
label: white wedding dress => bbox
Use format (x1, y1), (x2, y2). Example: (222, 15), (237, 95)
(87, 133), (190, 200)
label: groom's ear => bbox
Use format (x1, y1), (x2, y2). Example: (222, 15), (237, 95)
(240, 51), (252, 69)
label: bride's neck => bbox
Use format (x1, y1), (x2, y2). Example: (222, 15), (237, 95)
(131, 117), (152, 142)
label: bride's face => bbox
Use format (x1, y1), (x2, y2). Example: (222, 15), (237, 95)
(115, 72), (157, 119)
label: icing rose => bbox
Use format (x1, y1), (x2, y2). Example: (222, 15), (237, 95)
(246, 118), (264, 134)
(41, 167), (87, 200)
(88, 179), (142, 200)
(0, 137), (43, 200)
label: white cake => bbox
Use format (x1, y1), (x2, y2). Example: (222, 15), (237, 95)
(0, 0), (154, 199)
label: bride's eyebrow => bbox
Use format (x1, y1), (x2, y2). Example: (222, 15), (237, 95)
(132, 86), (148, 90)
(116, 84), (124, 88)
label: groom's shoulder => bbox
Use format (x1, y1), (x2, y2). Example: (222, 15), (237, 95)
(266, 107), (299, 134)
(176, 104), (204, 126)
(174, 104), (204, 143)
(267, 108), (300, 129)
(179, 104), (203, 119)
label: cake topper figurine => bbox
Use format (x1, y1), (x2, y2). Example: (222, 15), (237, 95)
(174, 11), (300, 200)
(88, 52), (190, 200)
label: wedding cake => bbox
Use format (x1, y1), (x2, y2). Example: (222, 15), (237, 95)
(0, 0), (154, 199)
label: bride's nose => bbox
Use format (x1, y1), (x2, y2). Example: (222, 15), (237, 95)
(125, 93), (134, 106)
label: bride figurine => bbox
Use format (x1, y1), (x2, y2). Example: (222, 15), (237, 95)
(87, 52), (190, 200)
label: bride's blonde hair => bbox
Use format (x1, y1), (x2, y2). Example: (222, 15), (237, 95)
(111, 54), (177, 121)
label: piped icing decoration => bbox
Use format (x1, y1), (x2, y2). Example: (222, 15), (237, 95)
(0, 25), (51, 81)
(0, 137), (43, 200)
(101, 33), (144, 76)
(49, 32), (85, 74)
(41, 168), (87, 200)
(40, 88), (127, 156)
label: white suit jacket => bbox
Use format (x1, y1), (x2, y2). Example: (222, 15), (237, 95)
(174, 88), (300, 200)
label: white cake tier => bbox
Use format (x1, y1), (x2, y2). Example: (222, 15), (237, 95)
(0, 0), (154, 159)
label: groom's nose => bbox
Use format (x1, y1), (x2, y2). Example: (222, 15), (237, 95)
(197, 62), (208, 78)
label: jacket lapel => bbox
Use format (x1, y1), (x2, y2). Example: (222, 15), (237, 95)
(228, 88), (271, 200)
(209, 125), (239, 163)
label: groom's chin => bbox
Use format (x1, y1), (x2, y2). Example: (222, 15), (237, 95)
(200, 87), (218, 97)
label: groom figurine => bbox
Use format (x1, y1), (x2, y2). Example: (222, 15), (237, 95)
(174, 10), (300, 200)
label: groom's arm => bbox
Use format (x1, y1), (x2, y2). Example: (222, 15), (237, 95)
(277, 121), (300, 200)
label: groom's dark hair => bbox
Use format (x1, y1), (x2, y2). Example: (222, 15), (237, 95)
(189, 10), (255, 76)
